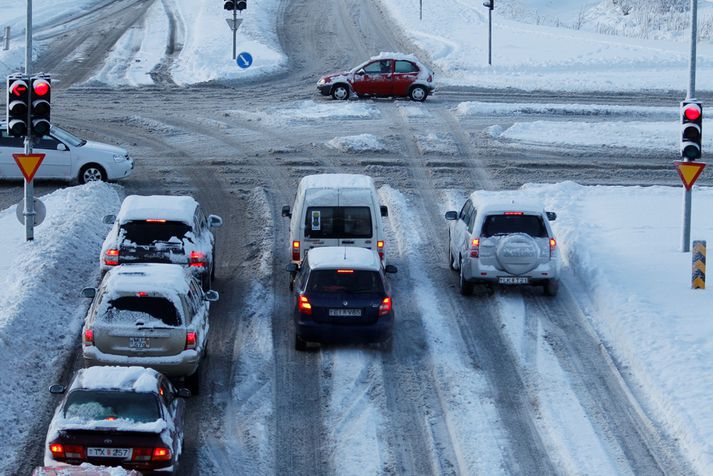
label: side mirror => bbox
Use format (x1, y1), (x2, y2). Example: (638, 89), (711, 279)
(49, 384), (66, 394)
(205, 290), (220, 302)
(208, 214), (223, 228)
(81, 287), (97, 299)
(56, 143), (68, 152)
(176, 388), (192, 399)
(380, 205), (388, 217)
(445, 211), (458, 221)
(102, 214), (116, 225)
(384, 265), (398, 274)
(546, 211), (557, 221)
(286, 263), (298, 273)
(281, 206), (291, 218)
(356, 69), (365, 76)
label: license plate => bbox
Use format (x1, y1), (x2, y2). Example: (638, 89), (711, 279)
(129, 337), (150, 349)
(329, 308), (362, 317)
(498, 277), (529, 285)
(87, 447), (132, 458)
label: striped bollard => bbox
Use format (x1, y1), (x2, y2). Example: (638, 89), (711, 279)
(692, 240), (706, 289)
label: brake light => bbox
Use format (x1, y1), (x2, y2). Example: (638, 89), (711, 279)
(104, 248), (119, 266)
(189, 251), (207, 268)
(504, 211), (524, 215)
(83, 328), (94, 346)
(378, 297), (392, 316)
(298, 294), (312, 315)
(337, 269), (354, 273)
(377, 240), (385, 260)
(49, 443), (64, 458)
(136, 291), (148, 297)
(470, 238), (480, 258)
(292, 241), (300, 261)
(185, 331), (197, 350)
(549, 238), (557, 258)
(153, 447), (172, 461)
(145, 219), (166, 223)
(132, 447), (152, 461)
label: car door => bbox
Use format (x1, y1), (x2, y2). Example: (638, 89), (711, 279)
(393, 60), (420, 97)
(453, 200), (474, 262)
(0, 128), (24, 178)
(33, 133), (71, 179)
(351, 60), (394, 96)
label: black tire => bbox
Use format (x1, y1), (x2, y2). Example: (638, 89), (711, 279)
(544, 279), (560, 297)
(448, 235), (456, 271)
(409, 85), (428, 102)
(211, 247), (216, 282)
(201, 271), (212, 291)
(331, 84), (350, 100)
(185, 368), (200, 395)
(459, 259), (473, 296)
(78, 164), (107, 184)
(294, 334), (307, 351)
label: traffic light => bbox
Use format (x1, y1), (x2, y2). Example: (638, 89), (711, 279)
(30, 74), (51, 137)
(6, 74), (30, 137)
(681, 100), (703, 160)
(224, 0), (234, 9)
(483, 0), (494, 9)
(236, 0), (247, 10)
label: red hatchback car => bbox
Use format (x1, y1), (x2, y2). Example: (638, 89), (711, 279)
(317, 53), (435, 102)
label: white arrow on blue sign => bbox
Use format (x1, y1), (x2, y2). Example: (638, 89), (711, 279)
(237, 52), (253, 69)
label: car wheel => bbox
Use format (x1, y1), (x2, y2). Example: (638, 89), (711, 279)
(331, 84), (350, 100)
(544, 279), (560, 297)
(211, 247), (217, 282)
(79, 164), (107, 183)
(201, 271), (212, 291)
(185, 368), (201, 395)
(294, 334), (307, 351)
(448, 234), (456, 271)
(459, 258), (473, 296)
(409, 85), (428, 102)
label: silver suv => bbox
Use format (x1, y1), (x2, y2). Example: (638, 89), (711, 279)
(81, 263), (219, 393)
(445, 195), (561, 296)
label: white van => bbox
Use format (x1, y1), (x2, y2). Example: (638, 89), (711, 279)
(282, 173), (388, 267)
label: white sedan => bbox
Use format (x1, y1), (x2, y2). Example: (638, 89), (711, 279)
(0, 122), (134, 183)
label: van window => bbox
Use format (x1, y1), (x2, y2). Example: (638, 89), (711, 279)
(307, 270), (384, 294)
(304, 207), (372, 239)
(481, 214), (548, 238)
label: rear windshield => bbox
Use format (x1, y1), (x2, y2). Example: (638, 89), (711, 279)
(304, 207), (372, 239)
(101, 296), (181, 327)
(481, 214), (548, 238)
(120, 220), (191, 245)
(64, 390), (160, 423)
(306, 270), (384, 294)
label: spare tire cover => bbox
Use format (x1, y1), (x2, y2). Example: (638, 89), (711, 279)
(495, 233), (541, 275)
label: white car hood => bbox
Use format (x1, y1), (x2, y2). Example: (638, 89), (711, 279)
(81, 140), (127, 156)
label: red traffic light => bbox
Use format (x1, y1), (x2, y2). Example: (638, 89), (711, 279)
(33, 80), (50, 97)
(9, 80), (28, 97)
(684, 105), (701, 121)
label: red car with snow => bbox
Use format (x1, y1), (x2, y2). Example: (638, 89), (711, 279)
(317, 53), (435, 102)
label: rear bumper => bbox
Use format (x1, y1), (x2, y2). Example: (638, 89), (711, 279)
(83, 347), (201, 377)
(463, 257), (560, 284)
(295, 312), (393, 344)
(44, 454), (175, 473)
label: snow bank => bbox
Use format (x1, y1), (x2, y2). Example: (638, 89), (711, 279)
(228, 100), (381, 126)
(326, 134), (389, 153)
(0, 182), (122, 474)
(455, 101), (675, 118)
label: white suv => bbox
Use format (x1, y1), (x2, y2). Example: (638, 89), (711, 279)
(445, 195), (561, 296)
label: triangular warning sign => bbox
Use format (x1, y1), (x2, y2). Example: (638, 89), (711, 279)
(674, 161), (706, 191)
(12, 153), (46, 182)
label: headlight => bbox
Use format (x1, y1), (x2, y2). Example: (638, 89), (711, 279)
(318, 78), (326, 85)
(113, 154), (125, 163)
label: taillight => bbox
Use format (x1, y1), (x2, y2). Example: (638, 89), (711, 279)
(549, 238), (556, 257)
(427, 74), (433, 82)
(189, 251), (207, 268)
(83, 328), (94, 346)
(132, 447), (152, 462)
(378, 297), (392, 316)
(104, 248), (119, 266)
(185, 331), (197, 350)
(298, 294), (312, 315)
(292, 241), (300, 261)
(377, 240), (385, 260)
(152, 447), (172, 461)
(470, 238), (480, 258)
(49, 443), (64, 459)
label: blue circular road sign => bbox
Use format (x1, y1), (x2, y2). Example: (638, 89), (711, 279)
(237, 52), (253, 69)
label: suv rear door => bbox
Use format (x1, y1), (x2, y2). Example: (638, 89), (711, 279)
(93, 294), (187, 357)
(118, 220), (190, 265)
(478, 213), (551, 274)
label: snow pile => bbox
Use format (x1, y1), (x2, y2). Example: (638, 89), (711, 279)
(415, 132), (458, 155)
(0, 182), (122, 474)
(326, 134), (389, 153)
(454, 101), (675, 118)
(228, 100), (381, 125)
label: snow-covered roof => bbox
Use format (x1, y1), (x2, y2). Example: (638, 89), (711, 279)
(370, 51), (424, 64)
(116, 195), (197, 225)
(69, 366), (160, 393)
(299, 173), (375, 190)
(469, 193), (547, 215)
(104, 264), (192, 295)
(307, 247), (381, 271)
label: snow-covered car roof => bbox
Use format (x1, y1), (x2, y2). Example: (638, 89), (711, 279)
(307, 247), (382, 271)
(469, 193), (548, 215)
(356, 52), (431, 71)
(69, 366), (160, 393)
(300, 173), (375, 190)
(104, 263), (193, 296)
(116, 195), (198, 225)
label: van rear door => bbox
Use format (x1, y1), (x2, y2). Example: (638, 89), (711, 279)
(338, 189), (374, 250)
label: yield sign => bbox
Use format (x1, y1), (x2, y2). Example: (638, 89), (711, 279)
(674, 161), (706, 190)
(12, 153), (46, 182)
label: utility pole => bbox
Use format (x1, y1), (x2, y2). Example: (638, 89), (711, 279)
(24, 0), (34, 241)
(681, 0), (699, 252)
(483, 0), (494, 65)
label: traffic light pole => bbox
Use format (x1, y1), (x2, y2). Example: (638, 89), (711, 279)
(488, 6), (492, 66)
(24, 0), (35, 241)
(232, 5), (237, 60)
(682, 0), (698, 253)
